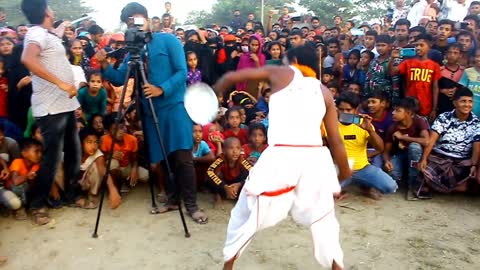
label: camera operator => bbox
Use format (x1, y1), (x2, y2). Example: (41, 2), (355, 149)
(96, 2), (207, 224)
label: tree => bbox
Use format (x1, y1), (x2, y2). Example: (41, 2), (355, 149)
(185, 10), (214, 27)
(185, 0), (292, 27)
(0, 0), (93, 26)
(300, 0), (390, 26)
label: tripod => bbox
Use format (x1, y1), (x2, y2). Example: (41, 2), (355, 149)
(92, 53), (191, 238)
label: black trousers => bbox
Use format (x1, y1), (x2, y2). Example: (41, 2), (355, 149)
(163, 150), (198, 214)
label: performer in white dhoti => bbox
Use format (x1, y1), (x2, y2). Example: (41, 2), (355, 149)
(214, 45), (352, 270)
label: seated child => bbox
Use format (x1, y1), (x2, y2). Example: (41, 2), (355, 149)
(255, 88), (271, 115)
(5, 139), (43, 219)
(77, 70), (107, 123)
(0, 124), (20, 163)
(242, 123), (268, 165)
(383, 98), (429, 199)
(223, 107), (248, 145)
(204, 123), (224, 156)
(79, 128), (121, 209)
(90, 114), (106, 139)
(326, 82), (340, 99)
(0, 156), (14, 212)
(193, 124), (216, 189)
(207, 137), (252, 208)
(100, 116), (149, 194)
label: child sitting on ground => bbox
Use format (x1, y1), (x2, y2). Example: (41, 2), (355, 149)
(77, 70), (107, 123)
(242, 123), (268, 165)
(79, 128), (121, 209)
(204, 123), (224, 156)
(5, 139), (43, 219)
(193, 124), (216, 190)
(223, 106), (248, 145)
(207, 137), (252, 208)
(100, 116), (149, 194)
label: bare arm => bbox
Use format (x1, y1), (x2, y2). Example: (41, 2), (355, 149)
(420, 131), (439, 163)
(194, 151), (216, 163)
(322, 86), (351, 181)
(213, 66), (292, 97)
(398, 130), (430, 147)
(383, 142), (393, 162)
(367, 129), (385, 153)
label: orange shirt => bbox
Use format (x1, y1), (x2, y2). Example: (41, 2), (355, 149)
(100, 134), (138, 167)
(6, 158), (40, 188)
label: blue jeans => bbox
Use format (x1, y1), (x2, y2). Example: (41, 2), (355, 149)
(390, 143), (423, 187)
(30, 111), (81, 209)
(341, 164), (398, 194)
(369, 153), (384, 169)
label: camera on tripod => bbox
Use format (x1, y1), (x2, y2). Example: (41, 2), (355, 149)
(125, 17), (152, 55)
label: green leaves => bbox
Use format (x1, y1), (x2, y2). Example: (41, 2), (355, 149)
(0, 0), (93, 26)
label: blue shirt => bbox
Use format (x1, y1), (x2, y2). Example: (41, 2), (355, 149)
(103, 33), (192, 162)
(193, 141), (211, 158)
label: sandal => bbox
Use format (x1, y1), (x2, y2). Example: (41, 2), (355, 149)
(190, 210), (208, 224)
(14, 208), (27, 220)
(158, 204), (179, 214)
(31, 208), (50, 225)
(69, 198), (98, 209)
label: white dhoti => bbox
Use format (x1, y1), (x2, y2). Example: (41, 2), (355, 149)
(223, 145), (344, 268)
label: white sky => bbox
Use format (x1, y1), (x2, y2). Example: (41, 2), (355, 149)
(84, 0), (216, 31)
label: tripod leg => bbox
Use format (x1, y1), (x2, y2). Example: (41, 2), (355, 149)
(92, 62), (134, 238)
(138, 63), (191, 238)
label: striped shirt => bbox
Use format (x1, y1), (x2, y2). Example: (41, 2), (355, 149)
(24, 26), (80, 117)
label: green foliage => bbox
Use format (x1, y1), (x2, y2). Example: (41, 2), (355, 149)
(186, 0), (291, 27)
(300, 0), (389, 26)
(0, 0), (93, 26)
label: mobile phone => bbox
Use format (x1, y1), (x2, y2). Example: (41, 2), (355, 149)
(350, 28), (365, 36)
(400, 48), (416, 58)
(271, 9), (279, 15)
(339, 112), (362, 125)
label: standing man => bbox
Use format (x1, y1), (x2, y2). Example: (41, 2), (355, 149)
(230, 9), (245, 32)
(21, 0), (85, 225)
(96, 2), (207, 224)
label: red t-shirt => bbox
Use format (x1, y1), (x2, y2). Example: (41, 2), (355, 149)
(399, 58), (441, 116)
(223, 128), (248, 145)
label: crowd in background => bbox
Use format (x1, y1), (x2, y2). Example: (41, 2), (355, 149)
(0, 0), (479, 229)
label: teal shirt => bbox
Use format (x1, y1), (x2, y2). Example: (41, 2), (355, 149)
(102, 32), (192, 162)
(77, 87), (107, 122)
(459, 67), (480, 116)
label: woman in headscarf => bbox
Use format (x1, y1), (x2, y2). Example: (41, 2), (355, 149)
(235, 34), (266, 98)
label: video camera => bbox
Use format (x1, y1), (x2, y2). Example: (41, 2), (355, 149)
(124, 17), (152, 56)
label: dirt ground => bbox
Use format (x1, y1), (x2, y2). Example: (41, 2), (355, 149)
(1, 185), (480, 270)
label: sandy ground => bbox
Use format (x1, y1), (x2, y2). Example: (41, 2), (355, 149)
(1, 185), (480, 270)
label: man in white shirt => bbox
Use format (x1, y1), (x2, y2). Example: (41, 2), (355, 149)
(21, 0), (86, 225)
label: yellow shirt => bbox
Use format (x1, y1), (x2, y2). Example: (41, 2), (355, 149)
(338, 123), (371, 171)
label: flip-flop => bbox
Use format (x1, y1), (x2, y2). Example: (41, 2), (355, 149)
(190, 210), (208, 224)
(158, 204), (179, 214)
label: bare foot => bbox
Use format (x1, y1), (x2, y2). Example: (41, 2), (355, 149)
(213, 194), (224, 209)
(363, 188), (383, 200)
(223, 258), (234, 270)
(0, 255), (7, 265)
(332, 260), (342, 270)
(108, 189), (122, 209)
